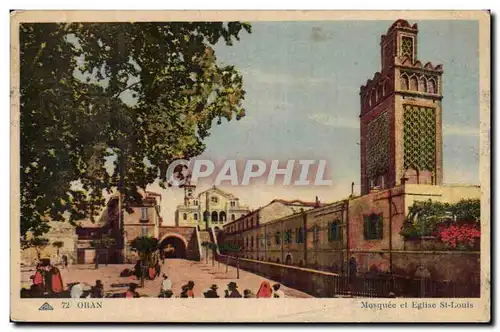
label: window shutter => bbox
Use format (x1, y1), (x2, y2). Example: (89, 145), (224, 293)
(377, 215), (384, 239)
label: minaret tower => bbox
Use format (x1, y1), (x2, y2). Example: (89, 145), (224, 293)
(359, 20), (444, 195)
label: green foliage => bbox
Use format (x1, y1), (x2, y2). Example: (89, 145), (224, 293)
(21, 237), (49, 259)
(20, 22), (251, 240)
(219, 243), (241, 253)
(89, 235), (116, 249)
(201, 241), (217, 250)
(52, 241), (64, 249)
(400, 199), (480, 238)
(21, 237), (49, 250)
(130, 236), (159, 267)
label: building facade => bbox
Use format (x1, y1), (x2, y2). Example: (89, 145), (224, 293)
(219, 20), (481, 287)
(175, 185), (250, 230)
(21, 220), (79, 266)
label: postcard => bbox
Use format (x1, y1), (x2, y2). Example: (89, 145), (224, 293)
(10, 10), (490, 323)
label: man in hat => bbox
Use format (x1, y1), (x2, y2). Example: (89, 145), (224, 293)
(225, 282), (242, 298)
(203, 284), (220, 298)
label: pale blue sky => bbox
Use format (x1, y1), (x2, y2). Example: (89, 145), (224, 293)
(146, 20), (480, 222)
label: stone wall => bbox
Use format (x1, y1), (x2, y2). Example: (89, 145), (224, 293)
(158, 226), (201, 261)
(218, 254), (340, 297)
(21, 221), (78, 266)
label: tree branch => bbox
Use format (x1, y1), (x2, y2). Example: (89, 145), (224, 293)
(112, 81), (141, 100)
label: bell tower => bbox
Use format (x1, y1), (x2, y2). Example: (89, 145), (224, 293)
(359, 20), (443, 195)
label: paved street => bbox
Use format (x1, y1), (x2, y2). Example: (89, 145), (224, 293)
(21, 259), (312, 298)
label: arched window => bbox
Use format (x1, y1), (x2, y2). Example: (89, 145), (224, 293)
(219, 211), (226, 222)
(370, 89), (377, 105)
(183, 213), (187, 220)
(418, 76), (427, 92)
(384, 80), (390, 96)
(400, 74), (409, 90)
(231, 214), (235, 221)
(409, 76), (418, 91)
(428, 78), (436, 94)
(193, 213), (198, 221)
(211, 211), (219, 222)
(250, 236), (254, 248)
(377, 84), (384, 101)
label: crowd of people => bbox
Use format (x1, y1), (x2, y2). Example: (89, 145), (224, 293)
(157, 275), (286, 299)
(22, 257), (288, 299)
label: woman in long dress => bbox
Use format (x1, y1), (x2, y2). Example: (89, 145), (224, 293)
(256, 281), (272, 298)
(49, 266), (64, 295)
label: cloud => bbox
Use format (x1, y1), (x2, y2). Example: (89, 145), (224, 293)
(308, 113), (359, 129)
(443, 124), (479, 137)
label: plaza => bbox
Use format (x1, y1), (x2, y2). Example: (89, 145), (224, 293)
(21, 259), (311, 298)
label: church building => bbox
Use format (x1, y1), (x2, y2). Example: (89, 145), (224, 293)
(175, 185), (250, 230)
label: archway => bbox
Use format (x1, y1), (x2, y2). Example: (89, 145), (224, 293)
(219, 211), (226, 222)
(159, 235), (187, 259)
(211, 211), (219, 222)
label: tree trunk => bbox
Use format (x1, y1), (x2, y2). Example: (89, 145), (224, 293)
(212, 249), (215, 266)
(236, 256), (240, 279)
(225, 256), (229, 273)
(205, 247), (208, 264)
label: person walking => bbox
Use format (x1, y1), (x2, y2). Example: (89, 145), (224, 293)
(94, 253), (99, 270)
(61, 255), (68, 269)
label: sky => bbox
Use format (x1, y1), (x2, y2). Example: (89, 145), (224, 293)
(143, 20), (480, 224)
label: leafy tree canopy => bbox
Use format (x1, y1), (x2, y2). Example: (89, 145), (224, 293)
(20, 22), (251, 240)
(400, 198), (480, 238)
(89, 234), (116, 249)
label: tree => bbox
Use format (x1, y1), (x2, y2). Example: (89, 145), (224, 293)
(20, 22), (252, 241)
(129, 236), (159, 287)
(21, 237), (49, 261)
(201, 241), (217, 265)
(219, 243), (242, 278)
(90, 235), (116, 267)
(400, 199), (480, 239)
(201, 241), (218, 266)
(52, 240), (64, 257)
